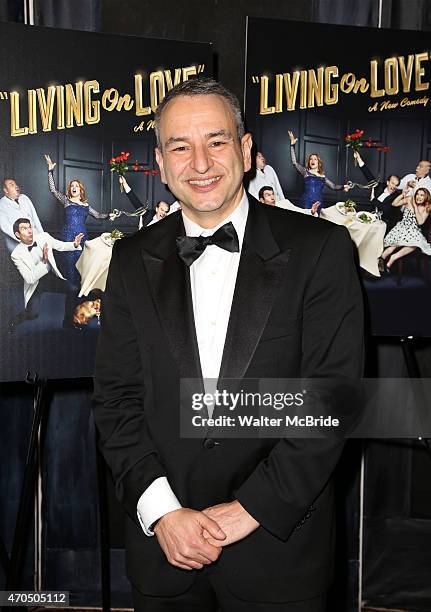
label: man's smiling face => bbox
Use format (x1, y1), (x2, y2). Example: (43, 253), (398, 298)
(155, 94), (252, 223)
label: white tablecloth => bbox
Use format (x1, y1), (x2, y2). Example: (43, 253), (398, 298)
(76, 236), (113, 297)
(321, 204), (386, 276)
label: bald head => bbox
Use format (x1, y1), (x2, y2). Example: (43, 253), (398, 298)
(416, 160), (431, 178)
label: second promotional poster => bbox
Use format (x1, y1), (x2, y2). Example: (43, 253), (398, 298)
(0, 22), (212, 382)
(245, 18), (431, 337)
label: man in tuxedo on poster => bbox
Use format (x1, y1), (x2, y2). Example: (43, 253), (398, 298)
(353, 150), (401, 232)
(93, 78), (363, 612)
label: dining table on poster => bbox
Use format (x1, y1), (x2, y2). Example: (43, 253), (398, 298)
(320, 203), (386, 277)
(76, 235), (114, 297)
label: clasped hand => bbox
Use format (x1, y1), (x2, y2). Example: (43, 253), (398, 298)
(153, 508), (225, 571)
(154, 501), (259, 570)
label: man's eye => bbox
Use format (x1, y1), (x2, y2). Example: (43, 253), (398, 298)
(210, 141), (226, 147)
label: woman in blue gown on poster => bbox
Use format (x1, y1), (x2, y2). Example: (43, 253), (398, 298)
(288, 131), (350, 214)
(45, 155), (110, 287)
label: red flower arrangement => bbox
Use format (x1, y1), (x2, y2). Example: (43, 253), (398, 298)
(345, 129), (390, 164)
(129, 162), (159, 176)
(109, 152), (159, 191)
(109, 151), (159, 191)
(109, 151), (130, 175)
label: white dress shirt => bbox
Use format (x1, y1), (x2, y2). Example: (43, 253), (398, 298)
(377, 188), (390, 203)
(248, 164), (285, 201)
(399, 173), (431, 196)
(0, 194), (44, 252)
(137, 192), (249, 536)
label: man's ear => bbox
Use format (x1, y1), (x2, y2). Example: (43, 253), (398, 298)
(259, 198), (264, 203)
(241, 133), (253, 173)
(155, 147), (167, 185)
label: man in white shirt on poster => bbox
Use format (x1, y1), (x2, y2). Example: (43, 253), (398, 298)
(248, 151), (285, 201)
(399, 160), (431, 195)
(0, 178), (44, 252)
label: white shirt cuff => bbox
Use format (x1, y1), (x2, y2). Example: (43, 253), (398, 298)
(136, 476), (182, 537)
(358, 159), (365, 167)
(124, 184), (131, 193)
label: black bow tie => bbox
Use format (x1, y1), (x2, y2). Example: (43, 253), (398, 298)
(27, 242), (37, 251)
(176, 221), (239, 267)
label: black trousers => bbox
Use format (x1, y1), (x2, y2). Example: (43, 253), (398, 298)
(132, 571), (327, 612)
(11, 273), (76, 326)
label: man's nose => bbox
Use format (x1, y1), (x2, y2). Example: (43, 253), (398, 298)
(190, 143), (213, 174)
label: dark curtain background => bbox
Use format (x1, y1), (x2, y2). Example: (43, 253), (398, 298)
(34, 0), (101, 30)
(312, 0), (381, 26)
(0, 0), (24, 22)
(313, 0), (431, 30)
(101, 0), (312, 106)
(1, 1), (431, 610)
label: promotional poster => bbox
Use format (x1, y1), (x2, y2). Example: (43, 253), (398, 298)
(245, 17), (431, 337)
(0, 22), (212, 381)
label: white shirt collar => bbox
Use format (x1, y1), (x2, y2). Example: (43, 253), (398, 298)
(181, 190), (249, 248)
(4, 195), (20, 205)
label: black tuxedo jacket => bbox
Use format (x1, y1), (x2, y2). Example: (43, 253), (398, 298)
(125, 188), (154, 226)
(358, 163), (401, 231)
(93, 197), (363, 603)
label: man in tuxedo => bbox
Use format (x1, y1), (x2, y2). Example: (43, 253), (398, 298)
(259, 186), (319, 217)
(353, 150), (401, 232)
(93, 78), (363, 611)
(353, 150), (401, 205)
(10, 218), (83, 328)
(118, 175), (179, 227)
(259, 185), (277, 206)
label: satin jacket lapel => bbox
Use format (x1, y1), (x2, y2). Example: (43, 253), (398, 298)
(218, 201), (291, 384)
(140, 213), (203, 384)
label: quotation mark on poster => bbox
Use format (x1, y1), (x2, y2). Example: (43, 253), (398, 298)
(252, 76), (260, 84)
(197, 64), (205, 74)
(0, 91), (9, 100)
